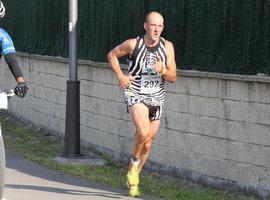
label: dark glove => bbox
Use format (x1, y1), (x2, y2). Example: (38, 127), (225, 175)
(15, 82), (29, 98)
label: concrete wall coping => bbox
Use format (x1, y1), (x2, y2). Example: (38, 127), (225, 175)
(18, 52), (270, 84)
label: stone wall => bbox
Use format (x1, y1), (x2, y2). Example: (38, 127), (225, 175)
(0, 53), (270, 197)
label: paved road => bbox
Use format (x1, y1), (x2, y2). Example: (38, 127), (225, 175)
(3, 149), (161, 200)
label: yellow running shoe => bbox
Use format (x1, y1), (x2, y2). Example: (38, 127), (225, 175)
(129, 185), (141, 197)
(126, 160), (140, 187)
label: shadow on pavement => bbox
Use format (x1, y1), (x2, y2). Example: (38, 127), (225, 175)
(5, 149), (161, 200)
(5, 184), (121, 199)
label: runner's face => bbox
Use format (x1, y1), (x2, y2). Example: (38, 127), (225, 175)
(144, 13), (164, 43)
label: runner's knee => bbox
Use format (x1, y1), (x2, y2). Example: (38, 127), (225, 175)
(137, 126), (150, 141)
(143, 140), (152, 152)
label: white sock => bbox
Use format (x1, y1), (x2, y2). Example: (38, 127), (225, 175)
(131, 157), (140, 167)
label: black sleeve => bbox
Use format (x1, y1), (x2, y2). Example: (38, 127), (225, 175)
(4, 53), (23, 79)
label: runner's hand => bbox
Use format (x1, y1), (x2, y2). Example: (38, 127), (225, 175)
(154, 56), (164, 74)
(15, 82), (29, 98)
(118, 74), (135, 88)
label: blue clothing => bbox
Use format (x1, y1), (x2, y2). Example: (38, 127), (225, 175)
(0, 28), (16, 55)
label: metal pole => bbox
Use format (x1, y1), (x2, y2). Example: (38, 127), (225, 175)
(64, 0), (82, 157)
(68, 0), (78, 80)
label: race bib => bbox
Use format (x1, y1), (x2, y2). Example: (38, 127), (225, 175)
(141, 75), (161, 94)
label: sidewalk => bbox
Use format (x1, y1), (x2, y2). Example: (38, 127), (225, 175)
(3, 149), (162, 200)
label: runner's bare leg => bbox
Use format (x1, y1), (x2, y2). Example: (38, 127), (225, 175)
(129, 103), (151, 159)
(138, 120), (160, 173)
(129, 104), (160, 173)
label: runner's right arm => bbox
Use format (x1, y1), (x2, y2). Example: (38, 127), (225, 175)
(107, 39), (136, 88)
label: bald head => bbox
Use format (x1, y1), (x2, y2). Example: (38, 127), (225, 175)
(145, 12), (164, 24)
(143, 11), (164, 44)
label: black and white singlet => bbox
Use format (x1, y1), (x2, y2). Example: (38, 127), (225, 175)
(124, 36), (167, 107)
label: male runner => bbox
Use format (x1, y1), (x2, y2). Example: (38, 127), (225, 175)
(107, 11), (177, 197)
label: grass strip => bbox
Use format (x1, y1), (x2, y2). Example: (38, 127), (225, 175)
(0, 113), (256, 200)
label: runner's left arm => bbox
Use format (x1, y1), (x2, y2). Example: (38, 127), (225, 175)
(163, 41), (177, 83)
